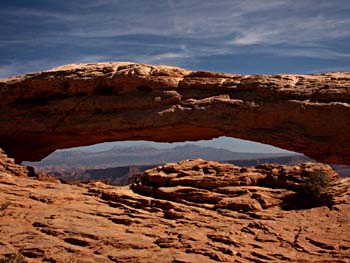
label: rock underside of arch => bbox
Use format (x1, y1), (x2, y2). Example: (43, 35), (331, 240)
(0, 62), (349, 164)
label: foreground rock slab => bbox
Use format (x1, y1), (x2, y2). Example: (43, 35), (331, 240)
(1, 62), (350, 163)
(0, 157), (349, 262)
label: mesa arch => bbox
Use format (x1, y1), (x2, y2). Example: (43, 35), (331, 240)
(0, 62), (350, 164)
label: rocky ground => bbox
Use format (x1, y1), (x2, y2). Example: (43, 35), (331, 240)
(0, 150), (349, 262)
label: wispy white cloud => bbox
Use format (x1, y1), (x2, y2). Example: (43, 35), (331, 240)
(0, 0), (349, 77)
(230, 16), (350, 47)
(1, 0), (340, 41)
(231, 30), (282, 46)
(2, 1), (350, 44)
(264, 47), (350, 59)
(140, 52), (190, 64)
(0, 8), (76, 21)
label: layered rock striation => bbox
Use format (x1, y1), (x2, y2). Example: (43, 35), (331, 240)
(0, 148), (34, 177)
(1, 62), (350, 163)
(131, 159), (339, 210)
(1, 156), (349, 262)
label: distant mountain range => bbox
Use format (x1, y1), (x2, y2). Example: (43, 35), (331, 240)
(26, 144), (296, 170)
(25, 144), (349, 185)
(59, 155), (312, 186)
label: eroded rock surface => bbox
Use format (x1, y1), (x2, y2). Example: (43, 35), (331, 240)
(0, 148), (34, 177)
(131, 159), (339, 210)
(1, 156), (349, 262)
(1, 62), (350, 163)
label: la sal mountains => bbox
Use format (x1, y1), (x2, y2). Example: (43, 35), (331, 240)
(26, 144), (296, 169)
(25, 144), (349, 185)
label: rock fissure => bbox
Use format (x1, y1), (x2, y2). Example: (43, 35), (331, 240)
(0, 149), (349, 262)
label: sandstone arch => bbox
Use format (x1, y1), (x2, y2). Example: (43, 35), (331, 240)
(0, 62), (349, 164)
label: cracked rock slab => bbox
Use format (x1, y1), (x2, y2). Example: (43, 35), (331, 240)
(1, 155), (349, 262)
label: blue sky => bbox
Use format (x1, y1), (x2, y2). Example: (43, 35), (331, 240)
(1, 0), (350, 78)
(1, 0), (350, 153)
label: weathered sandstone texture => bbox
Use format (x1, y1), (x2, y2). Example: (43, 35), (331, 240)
(1, 156), (349, 262)
(1, 62), (350, 163)
(0, 148), (34, 177)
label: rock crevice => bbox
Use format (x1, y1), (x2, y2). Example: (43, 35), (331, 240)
(1, 153), (349, 262)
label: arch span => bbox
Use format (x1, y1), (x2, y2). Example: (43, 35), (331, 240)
(0, 62), (350, 164)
